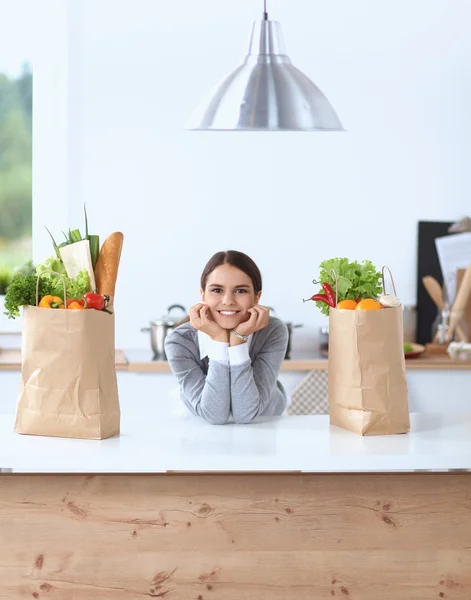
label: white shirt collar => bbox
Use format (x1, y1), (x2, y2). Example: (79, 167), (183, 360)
(197, 330), (252, 360)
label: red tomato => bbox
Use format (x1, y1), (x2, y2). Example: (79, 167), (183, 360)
(83, 293), (105, 311)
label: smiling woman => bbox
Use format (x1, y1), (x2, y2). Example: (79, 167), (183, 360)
(165, 250), (289, 424)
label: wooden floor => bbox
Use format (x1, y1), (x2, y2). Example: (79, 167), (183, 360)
(0, 473), (470, 599)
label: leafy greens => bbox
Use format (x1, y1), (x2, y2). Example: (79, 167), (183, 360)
(36, 256), (91, 300)
(4, 275), (50, 319)
(3, 256), (91, 319)
(314, 257), (383, 316)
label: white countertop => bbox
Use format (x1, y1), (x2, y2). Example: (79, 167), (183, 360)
(1, 395), (471, 473)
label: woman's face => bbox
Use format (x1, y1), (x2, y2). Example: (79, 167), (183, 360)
(201, 264), (262, 330)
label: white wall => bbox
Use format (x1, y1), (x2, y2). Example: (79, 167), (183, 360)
(58, 0), (471, 351)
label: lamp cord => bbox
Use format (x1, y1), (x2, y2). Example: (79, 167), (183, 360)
(263, 0), (268, 20)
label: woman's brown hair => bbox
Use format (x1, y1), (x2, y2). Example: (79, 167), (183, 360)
(177, 250), (262, 326)
(200, 250), (262, 294)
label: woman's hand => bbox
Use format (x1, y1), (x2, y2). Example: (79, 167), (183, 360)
(233, 304), (270, 337)
(189, 303), (229, 342)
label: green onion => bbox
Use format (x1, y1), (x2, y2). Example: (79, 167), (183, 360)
(84, 203), (89, 238)
(69, 229), (82, 244)
(44, 226), (61, 260)
(84, 204), (99, 268)
(88, 234), (100, 269)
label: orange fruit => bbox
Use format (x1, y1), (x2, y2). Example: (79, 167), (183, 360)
(337, 299), (357, 310)
(356, 298), (382, 311)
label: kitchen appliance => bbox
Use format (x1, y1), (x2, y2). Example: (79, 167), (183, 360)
(141, 304), (187, 360)
(267, 307), (302, 359)
(319, 325), (329, 352)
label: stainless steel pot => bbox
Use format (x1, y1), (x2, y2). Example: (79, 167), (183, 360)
(284, 321), (303, 360)
(267, 307), (303, 359)
(141, 304), (187, 360)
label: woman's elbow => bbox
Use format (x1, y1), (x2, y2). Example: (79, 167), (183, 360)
(208, 416), (229, 425)
(201, 411), (230, 425)
(232, 410), (257, 425)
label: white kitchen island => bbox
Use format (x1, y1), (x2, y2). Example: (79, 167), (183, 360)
(1, 397), (471, 599)
(1, 404), (471, 473)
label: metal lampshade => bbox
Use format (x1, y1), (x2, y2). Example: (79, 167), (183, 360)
(186, 18), (343, 132)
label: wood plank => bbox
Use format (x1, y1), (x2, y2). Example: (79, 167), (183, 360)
(127, 356), (471, 372)
(1, 551), (470, 599)
(114, 349), (128, 369)
(0, 473), (470, 599)
(2, 347), (471, 372)
(127, 359), (173, 373)
(281, 358), (329, 371)
(405, 352), (471, 369)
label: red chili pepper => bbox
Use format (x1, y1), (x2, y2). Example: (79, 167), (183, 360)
(321, 282), (336, 308)
(303, 293), (331, 305)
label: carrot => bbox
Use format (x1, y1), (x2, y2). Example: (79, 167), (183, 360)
(94, 232), (124, 302)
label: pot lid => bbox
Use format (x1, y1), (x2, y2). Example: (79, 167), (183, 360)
(151, 304), (187, 326)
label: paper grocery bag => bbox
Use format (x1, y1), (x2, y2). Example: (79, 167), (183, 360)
(328, 268), (410, 436)
(15, 305), (120, 440)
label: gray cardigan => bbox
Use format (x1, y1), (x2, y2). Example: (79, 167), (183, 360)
(164, 316), (289, 424)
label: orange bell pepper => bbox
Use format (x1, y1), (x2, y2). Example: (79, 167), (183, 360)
(66, 298), (86, 307)
(68, 301), (85, 310)
(38, 295), (64, 309)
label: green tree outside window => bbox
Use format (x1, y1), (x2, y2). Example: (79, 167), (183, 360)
(0, 63), (32, 292)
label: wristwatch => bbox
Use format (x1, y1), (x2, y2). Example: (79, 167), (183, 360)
(231, 329), (249, 341)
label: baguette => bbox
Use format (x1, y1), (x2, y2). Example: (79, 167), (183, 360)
(94, 232), (124, 302)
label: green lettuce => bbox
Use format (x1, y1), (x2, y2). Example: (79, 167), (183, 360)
(3, 274), (50, 319)
(36, 256), (91, 300)
(314, 257), (383, 316)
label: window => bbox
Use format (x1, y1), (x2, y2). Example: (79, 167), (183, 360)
(0, 1), (34, 294)
(0, 1), (69, 300)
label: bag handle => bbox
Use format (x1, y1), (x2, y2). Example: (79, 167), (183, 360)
(35, 270), (68, 310)
(330, 269), (339, 306)
(331, 266), (397, 303)
(382, 265), (397, 296)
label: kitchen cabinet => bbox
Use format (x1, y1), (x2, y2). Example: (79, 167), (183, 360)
(1, 348), (471, 415)
(1, 402), (470, 599)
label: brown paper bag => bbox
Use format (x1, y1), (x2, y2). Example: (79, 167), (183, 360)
(14, 271), (120, 439)
(328, 267), (410, 436)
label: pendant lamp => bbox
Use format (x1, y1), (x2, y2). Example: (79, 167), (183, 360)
(186, 1), (343, 131)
